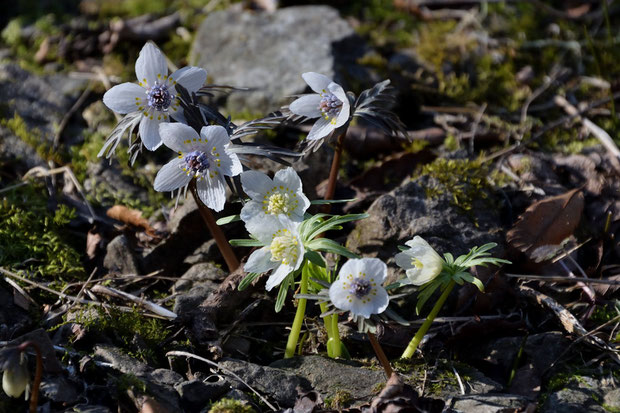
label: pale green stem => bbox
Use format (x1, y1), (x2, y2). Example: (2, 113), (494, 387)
(330, 312), (342, 358)
(401, 280), (456, 359)
(284, 268), (309, 358)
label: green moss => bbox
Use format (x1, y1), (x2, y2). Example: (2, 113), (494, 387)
(323, 389), (353, 409)
(1, 112), (62, 164)
(162, 33), (192, 67)
(208, 398), (255, 413)
(345, 0), (417, 48)
(418, 157), (496, 217)
(115, 373), (148, 394)
(0, 182), (84, 281)
(1, 18), (23, 46)
(70, 306), (170, 363)
(443, 134), (459, 152)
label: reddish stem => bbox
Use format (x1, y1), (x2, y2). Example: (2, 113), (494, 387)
(321, 131), (346, 214)
(18, 341), (42, 413)
(189, 180), (240, 273)
(367, 332), (393, 377)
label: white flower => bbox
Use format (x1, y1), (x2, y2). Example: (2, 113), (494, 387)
(2, 351), (29, 399)
(244, 216), (304, 291)
(240, 167), (310, 227)
(289, 72), (351, 141)
(394, 236), (444, 286)
(102, 42), (207, 150)
(329, 258), (389, 319)
(153, 123), (242, 212)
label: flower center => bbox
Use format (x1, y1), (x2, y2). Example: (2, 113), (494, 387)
(184, 150), (210, 174)
(349, 278), (372, 298)
(270, 232), (299, 266)
(147, 82), (173, 111)
(411, 258), (424, 269)
(267, 193), (291, 215)
(318, 92), (343, 119)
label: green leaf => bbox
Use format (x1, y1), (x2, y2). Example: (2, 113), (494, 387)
(216, 214), (241, 225)
(416, 280), (443, 314)
(305, 213), (369, 241)
(275, 273), (293, 313)
(238, 272), (261, 291)
(310, 198), (356, 205)
(304, 250), (325, 267)
(229, 238), (263, 247)
(306, 238), (359, 259)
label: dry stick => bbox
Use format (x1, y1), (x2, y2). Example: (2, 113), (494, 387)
(367, 332), (394, 377)
(18, 341), (43, 413)
(188, 180), (239, 272)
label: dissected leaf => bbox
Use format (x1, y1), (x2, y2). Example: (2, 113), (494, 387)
(506, 188), (584, 262)
(106, 205), (157, 237)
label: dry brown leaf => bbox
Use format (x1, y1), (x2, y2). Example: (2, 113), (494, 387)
(507, 188), (584, 262)
(106, 205), (157, 237)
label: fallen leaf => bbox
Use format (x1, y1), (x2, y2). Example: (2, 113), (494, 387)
(507, 188), (584, 262)
(106, 205), (158, 237)
(86, 230), (103, 260)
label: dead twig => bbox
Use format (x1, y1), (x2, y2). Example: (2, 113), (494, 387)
(507, 273), (620, 286)
(90, 285), (177, 320)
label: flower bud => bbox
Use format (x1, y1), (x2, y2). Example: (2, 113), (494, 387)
(2, 352), (29, 399)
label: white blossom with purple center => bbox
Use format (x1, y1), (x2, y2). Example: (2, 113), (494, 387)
(329, 258), (389, 319)
(102, 42), (207, 150)
(240, 167), (310, 227)
(244, 216), (304, 291)
(288, 72), (350, 141)
(394, 236), (444, 286)
(153, 123), (241, 212)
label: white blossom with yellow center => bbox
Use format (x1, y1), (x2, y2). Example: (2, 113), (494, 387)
(103, 42), (207, 150)
(394, 236), (444, 286)
(153, 123), (242, 212)
(244, 216), (304, 291)
(288, 72), (351, 141)
(240, 167), (310, 227)
(329, 258), (389, 319)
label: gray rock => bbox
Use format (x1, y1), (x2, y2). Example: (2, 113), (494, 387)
(93, 345), (182, 412)
(541, 376), (608, 413)
(150, 368), (184, 386)
(346, 176), (503, 281)
(183, 240), (221, 266)
(173, 262), (225, 315)
(219, 358), (311, 407)
(103, 235), (140, 275)
(271, 355), (385, 407)
(66, 405), (112, 413)
(190, 6), (368, 114)
(604, 388), (620, 410)
(447, 394), (530, 413)
(40, 375), (80, 404)
(175, 379), (229, 411)
(0, 63), (86, 172)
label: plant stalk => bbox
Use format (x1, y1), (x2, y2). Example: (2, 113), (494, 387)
(284, 265), (309, 358)
(321, 130), (347, 214)
(367, 332), (393, 377)
(401, 280), (456, 359)
(18, 341), (42, 413)
(189, 180), (240, 273)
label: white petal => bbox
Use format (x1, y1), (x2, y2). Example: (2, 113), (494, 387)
(240, 201), (266, 225)
(405, 236), (432, 249)
(359, 258), (388, 283)
(218, 147), (242, 177)
(394, 250), (415, 270)
(241, 170), (273, 200)
(159, 122), (199, 152)
(196, 176), (226, 212)
(139, 115), (164, 151)
(171, 66), (207, 93)
(306, 116), (335, 141)
(328, 83), (350, 128)
(302, 72), (333, 94)
(103, 83), (144, 114)
(246, 216), (280, 244)
(265, 263), (294, 291)
(273, 167), (302, 193)
(154, 158), (191, 192)
(200, 125), (231, 148)
(289, 94), (322, 118)
(135, 42), (168, 87)
(169, 106), (187, 124)
(245, 247), (278, 274)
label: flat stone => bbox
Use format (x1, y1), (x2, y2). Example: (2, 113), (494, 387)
(190, 6), (368, 114)
(175, 379), (229, 411)
(219, 358), (311, 407)
(103, 235), (140, 275)
(541, 376), (607, 413)
(447, 394), (530, 413)
(271, 355), (385, 407)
